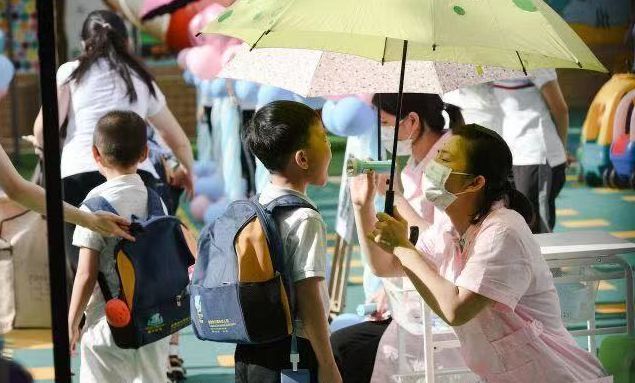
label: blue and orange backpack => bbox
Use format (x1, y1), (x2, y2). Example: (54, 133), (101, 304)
(190, 195), (316, 345)
(83, 187), (196, 349)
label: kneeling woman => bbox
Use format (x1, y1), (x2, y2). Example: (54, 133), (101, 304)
(349, 124), (610, 382)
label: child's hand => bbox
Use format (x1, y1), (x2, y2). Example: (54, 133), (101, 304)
(349, 171), (377, 208)
(318, 363), (343, 383)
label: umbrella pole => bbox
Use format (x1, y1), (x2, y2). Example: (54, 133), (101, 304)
(377, 94), (382, 161)
(36, 0), (72, 381)
(384, 40), (408, 216)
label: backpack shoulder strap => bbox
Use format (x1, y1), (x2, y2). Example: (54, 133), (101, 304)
(82, 196), (119, 216)
(146, 187), (166, 217)
(263, 194), (318, 214)
(81, 196), (118, 301)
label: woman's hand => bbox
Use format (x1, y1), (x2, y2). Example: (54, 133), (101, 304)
(170, 164), (194, 199)
(69, 323), (81, 355)
(368, 207), (413, 253)
(349, 171), (377, 208)
(85, 212), (134, 241)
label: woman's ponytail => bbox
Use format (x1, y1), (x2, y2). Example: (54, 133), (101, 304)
(69, 10), (157, 103)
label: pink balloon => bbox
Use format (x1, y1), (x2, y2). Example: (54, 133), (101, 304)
(356, 93), (374, 105)
(221, 41), (243, 66)
(177, 48), (190, 69)
(186, 45), (223, 80)
(189, 3), (230, 47)
(190, 195), (211, 221)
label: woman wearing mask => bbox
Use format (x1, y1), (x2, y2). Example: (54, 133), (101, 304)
(349, 124), (609, 382)
(33, 10), (194, 268)
(330, 93), (464, 383)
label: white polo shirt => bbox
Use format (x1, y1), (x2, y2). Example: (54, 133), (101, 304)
(492, 69), (566, 167)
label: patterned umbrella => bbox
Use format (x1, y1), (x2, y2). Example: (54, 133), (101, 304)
(220, 45), (523, 97)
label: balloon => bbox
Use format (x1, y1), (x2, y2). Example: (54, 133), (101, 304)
(0, 55), (15, 91)
(194, 174), (225, 200)
(203, 199), (230, 224)
(182, 69), (199, 86)
(189, 195), (211, 221)
(256, 86), (296, 110)
(220, 42), (243, 66)
(193, 161), (218, 177)
(209, 78), (230, 98)
(177, 48), (190, 69)
(189, 3), (229, 47)
(320, 100), (337, 133)
(185, 45), (223, 80)
(234, 80), (259, 109)
(330, 313), (364, 333)
(331, 97), (375, 137)
(165, 2), (207, 51)
(293, 94), (326, 110)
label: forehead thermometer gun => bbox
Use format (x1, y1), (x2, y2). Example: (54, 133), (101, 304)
(346, 158), (393, 177)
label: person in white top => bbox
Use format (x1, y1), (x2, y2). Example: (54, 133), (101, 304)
(492, 69), (569, 233)
(443, 83), (504, 135)
(32, 10), (194, 270)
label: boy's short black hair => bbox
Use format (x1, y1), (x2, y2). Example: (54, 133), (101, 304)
(243, 100), (321, 172)
(94, 110), (147, 167)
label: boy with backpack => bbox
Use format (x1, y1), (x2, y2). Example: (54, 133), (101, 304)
(68, 111), (191, 382)
(235, 101), (341, 383)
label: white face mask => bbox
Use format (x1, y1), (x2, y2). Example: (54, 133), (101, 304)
(381, 125), (412, 156)
(422, 160), (473, 211)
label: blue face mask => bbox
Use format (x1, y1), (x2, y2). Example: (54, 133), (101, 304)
(423, 160), (473, 211)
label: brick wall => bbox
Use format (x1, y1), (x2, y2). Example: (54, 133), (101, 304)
(0, 65), (197, 155)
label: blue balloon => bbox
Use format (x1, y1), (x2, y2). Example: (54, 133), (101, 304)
(182, 70), (199, 87)
(203, 200), (230, 224)
(332, 97), (375, 137)
(210, 78), (230, 98)
(330, 313), (364, 333)
(193, 161), (218, 178)
(234, 80), (259, 108)
(293, 94), (326, 110)
(194, 174), (225, 201)
(320, 100), (338, 133)
(256, 85), (296, 110)
(0, 55), (15, 91)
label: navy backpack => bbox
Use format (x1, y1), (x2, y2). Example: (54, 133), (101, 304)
(83, 187), (196, 349)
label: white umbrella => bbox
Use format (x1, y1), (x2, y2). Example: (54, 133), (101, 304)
(220, 45), (524, 97)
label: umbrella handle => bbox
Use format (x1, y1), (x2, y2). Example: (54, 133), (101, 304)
(384, 190), (395, 216)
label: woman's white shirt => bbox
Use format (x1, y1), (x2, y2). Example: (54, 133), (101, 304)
(56, 59), (166, 179)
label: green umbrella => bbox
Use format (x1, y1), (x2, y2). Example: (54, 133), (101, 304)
(201, 0), (605, 72)
(200, 0), (606, 215)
